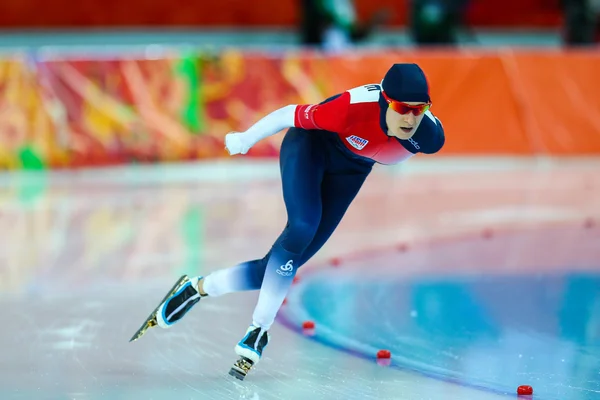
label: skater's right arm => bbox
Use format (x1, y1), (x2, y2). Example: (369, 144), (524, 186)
(225, 94), (350, 155)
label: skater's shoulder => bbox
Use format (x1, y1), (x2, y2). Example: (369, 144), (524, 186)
(319, 93), (345, 105)
(346, 84), (382, 105)
(319, 84), (382, 107)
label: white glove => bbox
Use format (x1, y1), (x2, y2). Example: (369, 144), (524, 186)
(225, 132), (251, 156)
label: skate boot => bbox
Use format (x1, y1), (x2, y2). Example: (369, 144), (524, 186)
(229, 325), (270, 380)
(129, 275), (205, 342)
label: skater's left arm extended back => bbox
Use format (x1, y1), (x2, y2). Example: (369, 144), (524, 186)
(224, 94), (350, 156)
(224, 105), (297, 155)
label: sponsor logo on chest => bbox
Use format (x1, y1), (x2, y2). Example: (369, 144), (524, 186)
(345, 135), (369, 150)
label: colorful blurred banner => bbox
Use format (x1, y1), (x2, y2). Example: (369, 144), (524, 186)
(1, 49), (600, 170)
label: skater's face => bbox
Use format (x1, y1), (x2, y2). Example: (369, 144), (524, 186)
(385, 102), (428, 140)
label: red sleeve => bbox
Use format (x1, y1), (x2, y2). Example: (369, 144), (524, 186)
(294, 92), (350, 132)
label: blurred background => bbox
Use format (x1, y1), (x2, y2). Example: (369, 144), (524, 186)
(0, 0), (599, 170)
(0, 1), (600, 400)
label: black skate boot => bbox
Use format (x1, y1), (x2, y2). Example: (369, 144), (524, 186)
(129, 275), (205, 342)
(229, 325), (270, 380)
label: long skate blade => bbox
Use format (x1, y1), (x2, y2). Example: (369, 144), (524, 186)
(129, 275), (190, 342)
(129, 318), (157, 343)
(228, 357), (254, 381)
(228, 367), (246, 381)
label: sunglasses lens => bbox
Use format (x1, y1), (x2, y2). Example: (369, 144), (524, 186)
(389, 102), (430, 116)
(418, 104), (431, 115)
(389, 102), (406, 114)
(382, 91), (431, 115)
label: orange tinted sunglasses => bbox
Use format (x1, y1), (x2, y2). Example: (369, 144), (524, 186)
(381, 90), (431, 116)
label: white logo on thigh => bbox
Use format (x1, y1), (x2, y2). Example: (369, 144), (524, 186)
(276, 260), (294, 276)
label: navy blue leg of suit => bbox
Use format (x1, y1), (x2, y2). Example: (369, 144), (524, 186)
(202, 128), (372, 330)
(251, 128), (372, 329)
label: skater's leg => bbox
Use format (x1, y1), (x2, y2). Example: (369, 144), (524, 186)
(152, 253), (271, 330)
(203, 168), (370, 300)
(233, 150), (372, 369)
(233, 128), (325, 365)
(201, 255), (269, 296)
(297, 170), (371, 266)
(250, 128), (326, 330)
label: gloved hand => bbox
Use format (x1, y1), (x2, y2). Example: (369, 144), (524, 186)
(225, 132), (251, 155)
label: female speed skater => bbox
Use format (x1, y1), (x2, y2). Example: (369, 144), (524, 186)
(129, 63), (445, 380)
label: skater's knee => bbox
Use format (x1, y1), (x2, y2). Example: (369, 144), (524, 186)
(284, 216), (320, 254)
(248, 257), (268, 288)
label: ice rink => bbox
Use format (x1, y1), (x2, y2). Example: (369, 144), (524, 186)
(1, 157), (599, 400)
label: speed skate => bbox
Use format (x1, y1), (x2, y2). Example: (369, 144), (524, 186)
(229, 324), (271, 380)
(229, 357), (255, 380)
(129, 274), (269, 381)
(129, 274), (190, 342)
